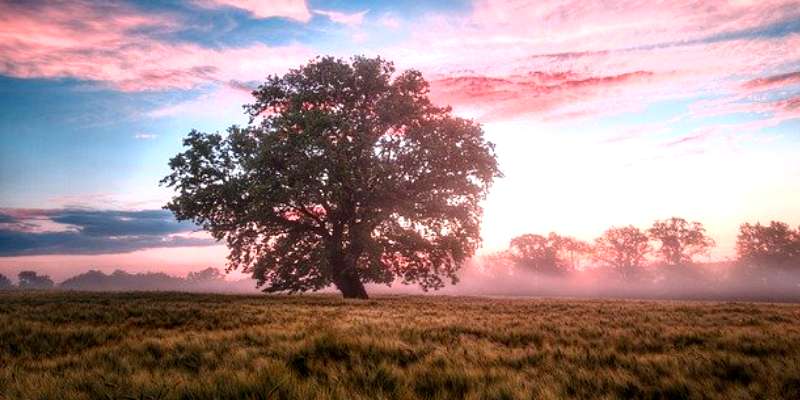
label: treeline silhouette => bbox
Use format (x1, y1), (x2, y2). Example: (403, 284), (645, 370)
(450, 217), (800, 301)
(0, 268), (258, 293)
(499, 217), (798, 275)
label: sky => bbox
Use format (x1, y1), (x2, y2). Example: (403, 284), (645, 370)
(1, 0), (799, 282)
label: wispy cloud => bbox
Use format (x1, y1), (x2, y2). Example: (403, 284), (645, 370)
(663, 127), (719, 148)
(429, 70), (658, 121)
(134, 133), (157, 140)
(192, 0), (311, 22)
(690, 93), (800, 129)
(742, 71), (800, 91)
(146, 83), (253, 119)
(313, 9), (368, 27)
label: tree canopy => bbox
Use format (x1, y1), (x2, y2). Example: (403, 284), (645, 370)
(508, 233), (590, 275)
(186, 268), (226, 283)
(737, 221), (800, 268)
(648, 217), (714, 266)
(593, 226), (650, 278)
(17, 271), (53, 290)
(162, 56), (501, 298)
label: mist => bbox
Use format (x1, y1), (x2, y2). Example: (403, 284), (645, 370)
(0, 268), (261, 294)
(425, 259), (800, 302)
(3, 260), (798, 302)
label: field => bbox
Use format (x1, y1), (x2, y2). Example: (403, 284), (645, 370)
(1, 292), (799, 399)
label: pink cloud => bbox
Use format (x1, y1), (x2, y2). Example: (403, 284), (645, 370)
(669, 93), (799, 155)
(691, 93), (800, 125)
(773, 96), (800, 120)
(313, 9), (368, 27)
(2, 0), (799, 127)
(598, 119), (678, 144)
(429, 70), (659, 121)
(663, 127), (720, 147)
(193, 0), (311, 22)
(0, 1), (313, 91)
(380, 0), (800, 122)
(467, 0), (800, 53)
(742, 71), (800, 91)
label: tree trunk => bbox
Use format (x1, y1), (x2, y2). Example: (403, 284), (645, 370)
(327, 225), (369, 299)
(329, 251), (369, 299)
(334, 271), (369, 299)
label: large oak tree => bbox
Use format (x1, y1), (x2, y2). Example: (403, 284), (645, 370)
(162, 57), (500, 298)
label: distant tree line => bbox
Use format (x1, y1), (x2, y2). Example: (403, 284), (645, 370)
(0, 268), (254, 292)
(504, 217), (800, 279)
(2, 218), (798, 297)
(0, 270), (55, 290)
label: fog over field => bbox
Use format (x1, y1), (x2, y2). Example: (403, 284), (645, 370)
(436, 261), (800, 301)
(4, 259), (798, 302)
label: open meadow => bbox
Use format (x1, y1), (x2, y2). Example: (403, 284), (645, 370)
(1, 292), (799, 399)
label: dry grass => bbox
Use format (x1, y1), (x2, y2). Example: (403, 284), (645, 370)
(1, 291), (799, 399)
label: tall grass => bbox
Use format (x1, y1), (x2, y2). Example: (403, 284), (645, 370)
(1, 292), (799, 399)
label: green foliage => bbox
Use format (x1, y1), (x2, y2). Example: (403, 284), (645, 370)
(2, 292), (800, 399)
(162, 56), (501, 298)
